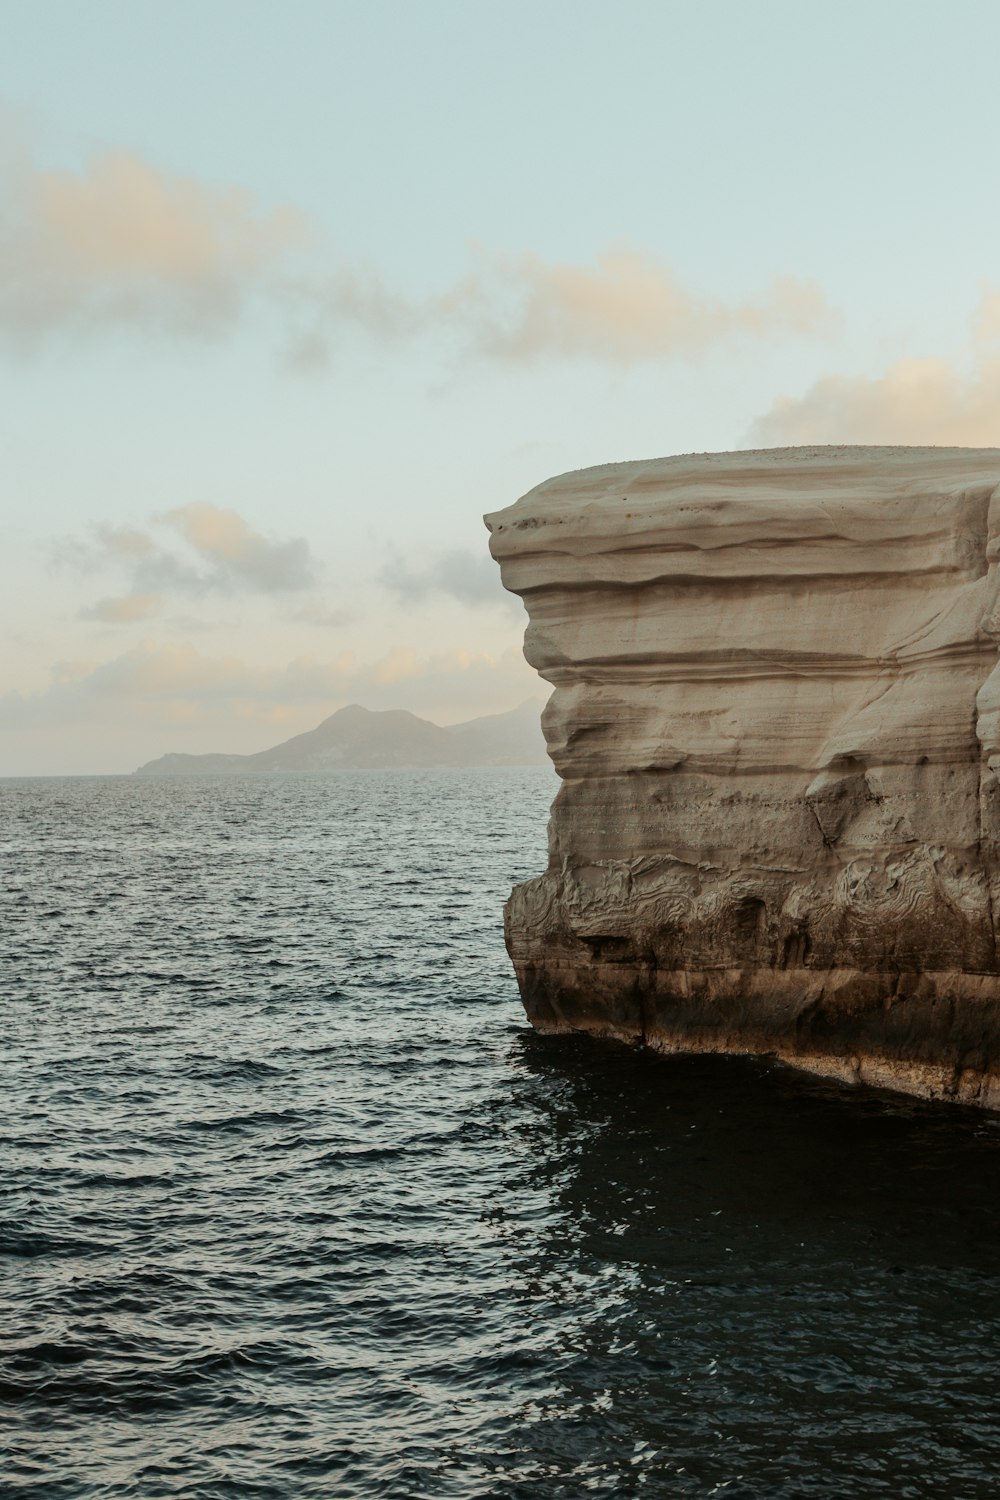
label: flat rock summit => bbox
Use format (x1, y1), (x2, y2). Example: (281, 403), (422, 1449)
(487, 445), (1000, 1108)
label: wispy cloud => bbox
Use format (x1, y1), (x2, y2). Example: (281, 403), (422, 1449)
(751, 289), (1000, 447)
(58, 504), (320, 620)
(455, 247), (834, 364)
(0, 134), (834, 368)
(290, 244), (835, 370)
(974, 287), (1000, 345)
(0, 640), (536, 728)
(0, 143), (310, 349)
(381, 547), (518, 609)
(163, 503), (316, 592)
(80, 592), (162, 623)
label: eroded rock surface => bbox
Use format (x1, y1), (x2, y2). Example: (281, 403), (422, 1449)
(486, 446), (1000, 1107)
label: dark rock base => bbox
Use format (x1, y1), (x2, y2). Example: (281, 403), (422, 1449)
(513, 955), (1000, 1110)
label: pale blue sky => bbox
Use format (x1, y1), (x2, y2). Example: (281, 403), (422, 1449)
(2, 0), (999, 772)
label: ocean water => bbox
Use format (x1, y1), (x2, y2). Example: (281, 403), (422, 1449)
(4, 770), (1000, 1500)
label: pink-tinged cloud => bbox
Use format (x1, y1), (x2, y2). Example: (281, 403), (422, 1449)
(61, 504), (320, 618)
(974, 286), (1000, 346)
(0, 132), (836, 367)
(751, 287), (1000, 447)
(0, 641), (538, 739)
(0, 131), (836, 367)
(162, 503), (317, 592)
(1, 147), (310, 346)
(462, 248), (835, 364)
(283, 245), (837, 369)
(752, 356), (1000, 447)
(80, 592), (162, 623)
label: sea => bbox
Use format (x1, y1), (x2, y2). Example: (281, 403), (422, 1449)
(4, 769), (1000, 1499)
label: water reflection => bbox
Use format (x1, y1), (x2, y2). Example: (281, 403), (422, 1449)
(487, 1036), (1000, 1497)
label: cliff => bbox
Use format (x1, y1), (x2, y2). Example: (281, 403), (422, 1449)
(486, 446), (1000, 1108)
(135, 701), (546, 774)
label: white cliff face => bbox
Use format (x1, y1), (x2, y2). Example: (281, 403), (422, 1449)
(486, 446), (1000, 1108)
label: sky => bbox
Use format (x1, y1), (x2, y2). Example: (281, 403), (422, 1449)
(2, 0), (999, 774)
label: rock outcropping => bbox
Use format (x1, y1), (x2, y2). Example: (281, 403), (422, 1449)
(486, 446), (1000, 1108)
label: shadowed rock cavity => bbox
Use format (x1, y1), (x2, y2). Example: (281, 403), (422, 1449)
(485, 445), (1000, 1109)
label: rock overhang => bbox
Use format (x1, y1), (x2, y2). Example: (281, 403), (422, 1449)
(487, 445), (1000, 1109)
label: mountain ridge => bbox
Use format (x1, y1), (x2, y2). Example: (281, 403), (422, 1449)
(134, 700), (548, 775)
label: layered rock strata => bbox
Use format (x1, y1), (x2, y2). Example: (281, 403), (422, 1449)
(486, 446), (1000, 1108)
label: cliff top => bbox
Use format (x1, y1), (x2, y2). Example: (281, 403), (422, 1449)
(488, 442), (1000, 518)
(485, 445), (1000, 596)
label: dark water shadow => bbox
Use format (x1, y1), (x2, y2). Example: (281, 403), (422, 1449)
(476, 1034), (1000, 1499)
(507, 1034), (1000, 1276)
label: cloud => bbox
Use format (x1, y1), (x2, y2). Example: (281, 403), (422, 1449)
(0, 640), (536, 730)
(750, 287), (1000, 448)
(456, 248), (833, 364)
(381, 547), (517, 609)
(59, 504), (320, 619)
(284, 265), (422, 340)
(974, 286), (1000, 346)
(80, 592), (162, 623)
(288, 245), (834, 370)
(0, 131), (834, 368)
(0, 131), (833, 368)
(751, 356), (1000, 447)
(0, 145), (310, 348)
(163, 503), (317, 592)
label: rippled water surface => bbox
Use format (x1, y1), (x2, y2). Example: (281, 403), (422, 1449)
(5, 770), (1000, 1498)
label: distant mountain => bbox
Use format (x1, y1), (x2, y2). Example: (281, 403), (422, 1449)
(134, 700), (548, 775)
